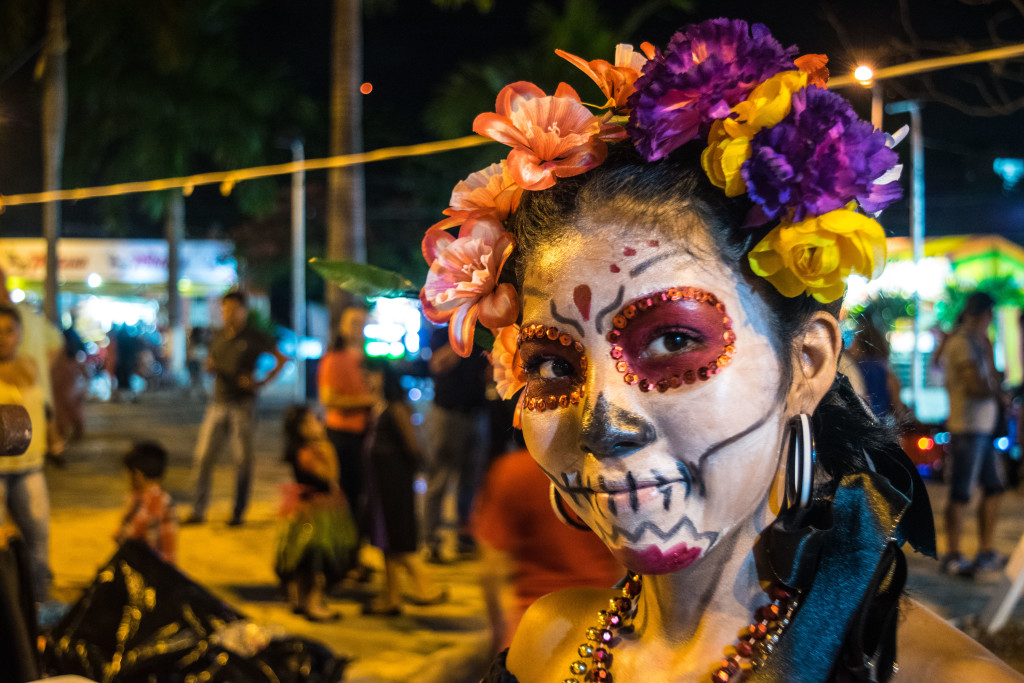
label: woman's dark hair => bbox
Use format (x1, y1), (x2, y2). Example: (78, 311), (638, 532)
(508, 141), (893, 498)
(962, 291), (995, 319)
(0, 303), (23, 327)
(123, 441), (168, 480)
(282, 404), (312, 464)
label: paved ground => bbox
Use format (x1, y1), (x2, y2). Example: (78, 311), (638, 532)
(41, 392), (1024, 681)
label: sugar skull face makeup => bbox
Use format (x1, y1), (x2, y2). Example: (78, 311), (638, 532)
(518, 324), (588, 411)
(519, 215), (793, 575)
(607, 287), (736, 392)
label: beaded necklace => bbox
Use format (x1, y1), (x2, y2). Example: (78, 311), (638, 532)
(564, 573), (800, 683)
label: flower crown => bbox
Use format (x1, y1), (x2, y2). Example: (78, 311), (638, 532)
(420, 18), (903, 412)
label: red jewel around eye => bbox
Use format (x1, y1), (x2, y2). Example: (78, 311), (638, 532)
(613, 315), (627, 329)
(683, 369), (696, 384)
(570, 391), (580, 404)
(623, 373), (638, 385)
(637, 299), (649, 311)
(616, 360), (629, 373)
(607, 330), (621, 342)
(623, 305), (637, 319)
(610, 346), (623, 359)
(559, 334), (572, 346)
(559, 395), (570, 408)
(575, 342), (585, 354)
(638, 379), (652, 392)
(546, 327), (560, 340)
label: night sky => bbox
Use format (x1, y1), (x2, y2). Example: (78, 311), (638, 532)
(1, 0), (1022, 249)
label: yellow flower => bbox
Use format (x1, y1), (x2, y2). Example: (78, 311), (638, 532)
(702, 70), (808, 196)
(748, 208), (887, 303)
(702, 123), (750, 196)
(726, 70), (807, 138)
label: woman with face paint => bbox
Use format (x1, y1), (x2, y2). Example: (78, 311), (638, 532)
(420, 18), (1022, 683)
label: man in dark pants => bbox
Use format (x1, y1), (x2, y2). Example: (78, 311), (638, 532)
(422, 327), (489, 562)
(186, 291), (286, 526)
(939, 292), (1008, 575)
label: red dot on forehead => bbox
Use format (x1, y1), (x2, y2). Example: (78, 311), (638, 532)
(648, 240), (659, 247)
(573, 284), (592, 321)
(610, 264), (620, 273)
(623, 247), (636, 256)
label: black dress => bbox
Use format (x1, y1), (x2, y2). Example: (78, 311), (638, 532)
(366, 404), (420, 555)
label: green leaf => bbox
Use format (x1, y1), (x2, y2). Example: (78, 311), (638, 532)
(473, 326), (495, 353)
(308, 259), (418, 299)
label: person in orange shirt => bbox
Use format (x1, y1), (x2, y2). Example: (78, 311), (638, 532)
(317, 308), (378, 571)
(472, 446), (624, 653)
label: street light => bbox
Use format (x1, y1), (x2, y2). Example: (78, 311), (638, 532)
(854, 64), (883, 130)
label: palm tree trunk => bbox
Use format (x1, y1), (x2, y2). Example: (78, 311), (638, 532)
(326, 0), (365, 318)
(40, 0), (67, 325)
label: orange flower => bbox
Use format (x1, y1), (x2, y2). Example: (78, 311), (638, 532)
(555, 42), (655, 112)
(420, 215), (519, 356)
(794, 53), (829, 88)
(490, 324), (526, 400)
(430, 161), (524, 232)
(473, 81), (613, 191)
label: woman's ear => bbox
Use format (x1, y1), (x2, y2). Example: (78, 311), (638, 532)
(787, 311), (841, 414)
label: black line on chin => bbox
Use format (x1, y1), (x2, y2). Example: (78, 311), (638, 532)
(550, 300), (585, 338)
(595, 285), (625, 335)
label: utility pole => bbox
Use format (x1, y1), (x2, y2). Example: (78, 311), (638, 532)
(887, 100), (925, 410)
(39, 0), (68, 325)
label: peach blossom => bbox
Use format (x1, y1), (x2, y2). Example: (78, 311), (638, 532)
(430, 161), (524, 231)
(472, 81), (611, 191)
(420, 215), (519, 357)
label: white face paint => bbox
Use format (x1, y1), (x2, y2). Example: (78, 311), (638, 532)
(520, 215), (791, 574)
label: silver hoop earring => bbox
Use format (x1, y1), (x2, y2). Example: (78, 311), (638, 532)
(785, 414), (815, 510)
(549, 483), (590, 531)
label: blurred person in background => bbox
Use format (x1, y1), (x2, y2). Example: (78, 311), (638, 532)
(362, 363), (446, 615)
(938, 292), (1008, 575)
(847, 316), (910, 422)
(275, 405), (355, 622)
(115, 441), (178, 565)
(0, 269), (65, 466)
(0, 303), (56, 604)
(473, 443), (624, 652)
(186, 290), (286, 526)
(318, 308), (376, 535)
(422, 326), (490, 562)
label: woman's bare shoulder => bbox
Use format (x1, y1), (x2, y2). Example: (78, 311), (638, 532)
(897, 598), (1023, 681)
(506, 587), (615, 682)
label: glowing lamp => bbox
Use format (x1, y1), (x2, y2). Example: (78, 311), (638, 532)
(854, 65), (874, 85)
(916, 436), (934, 451)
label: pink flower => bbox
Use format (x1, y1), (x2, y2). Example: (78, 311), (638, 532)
(430, 161), (524, 232)
(420, 215), (520, 357)
(555, 43), (655, 113)
(473, 81), (614, 191)
(490, 324), (526, 400)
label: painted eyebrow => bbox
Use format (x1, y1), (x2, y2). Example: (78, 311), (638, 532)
(550, 300), (585, 338)
(595, 285), (625, 335)
(629, 251), (675, 278)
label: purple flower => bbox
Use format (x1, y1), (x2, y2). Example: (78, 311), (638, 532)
(627, 18), (797, 161)
(743, 86), (902, 222)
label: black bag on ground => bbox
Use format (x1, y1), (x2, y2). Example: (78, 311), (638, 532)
(43, 540), (346, 683)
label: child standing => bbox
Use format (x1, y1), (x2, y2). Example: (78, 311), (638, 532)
(116, 441), (178, 564)
(275, 406), (356, 621)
